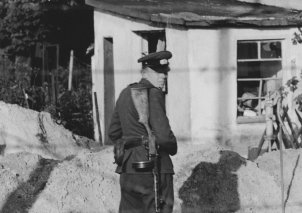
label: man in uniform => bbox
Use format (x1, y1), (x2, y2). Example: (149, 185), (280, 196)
(108, 50), (177, 213)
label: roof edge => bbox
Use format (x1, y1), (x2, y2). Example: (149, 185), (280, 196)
(86, 0), (151, 21)
(86, 0), (302, 28)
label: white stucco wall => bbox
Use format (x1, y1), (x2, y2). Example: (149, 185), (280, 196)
(187, 29), (237, 144)
(92, 9), (302, 150)
(185, 27), (295, 138)
(165, 28), (191, 141)
(92, 10), (190, 143)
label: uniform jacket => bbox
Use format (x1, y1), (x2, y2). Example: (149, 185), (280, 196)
(108, 78), (177, 174)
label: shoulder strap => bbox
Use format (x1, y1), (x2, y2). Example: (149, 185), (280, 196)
(130, 87), (156, 155)
(130, 87), (149, 126)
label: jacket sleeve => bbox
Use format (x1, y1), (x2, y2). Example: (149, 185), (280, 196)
(108, 106), (123, 141)
(149, 88), (177, 156)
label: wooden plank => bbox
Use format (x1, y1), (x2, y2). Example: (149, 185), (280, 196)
(237, 97), (265, 100)
(51, 70), (56, 105)
(256, 128), (266, 157)
(257, 79), (263, 115)
(42, 45), (45, 84)
(68, 50), (74, 91)
(150, 14), (185, 26)
(237, 116), (265, 124)
(94, 92), (103, 146)
(238, 77), (281, 81)
(104, 37), (115, 145)
(284, 110), (298, 148)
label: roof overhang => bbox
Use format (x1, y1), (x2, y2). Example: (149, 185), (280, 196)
(86, 0), (302, 28)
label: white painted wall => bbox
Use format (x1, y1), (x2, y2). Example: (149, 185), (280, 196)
(93, 10), (177, 143)
(92, 9), (302, 149)
(165, 28), (191, 141)
(187, 29), (237, 144)
(184, 27), (299, 146)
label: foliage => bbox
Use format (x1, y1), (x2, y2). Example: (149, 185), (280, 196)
(0, 63), (32, 107)
(0, 0), (88, 58)
(0, 0), (93, 138)
(0, 58), (94, 139)
(57, 87), (93, 139)
(0, 0), (43, 55)
(286, 76), (299, 92)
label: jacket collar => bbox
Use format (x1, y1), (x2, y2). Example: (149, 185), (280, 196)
(138, 78), (155, 89)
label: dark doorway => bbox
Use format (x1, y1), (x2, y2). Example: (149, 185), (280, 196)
(104, 37), (115, 144)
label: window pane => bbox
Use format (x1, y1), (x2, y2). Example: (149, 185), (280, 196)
(238, 60), (282, 97)
(259, 61), (282, 78)
(261, 41), (281, 59)
(237, 42), (258, 59)
(237, 61), (261, 78)
(262, 78), (282, 96)
(237, 81), (261, 117)
(237, 80), (260, 97)
(148, 32), (166, 53)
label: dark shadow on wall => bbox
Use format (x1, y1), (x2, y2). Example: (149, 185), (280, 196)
(0, 158), (59, 213)
(179, 150), (246, 213)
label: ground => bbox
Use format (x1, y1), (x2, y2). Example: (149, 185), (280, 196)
(0, 101), (302, 213)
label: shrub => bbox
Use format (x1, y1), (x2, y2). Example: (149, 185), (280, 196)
(0, 57), (94, 139)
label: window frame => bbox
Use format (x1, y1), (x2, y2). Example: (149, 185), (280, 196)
(236, 39), (283, 123)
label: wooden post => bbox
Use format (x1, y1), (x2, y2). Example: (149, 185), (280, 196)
(68, 50), (74, 91)
(23, 89), (29, 109)
(265, 98), (274, 152)
(94, 92), (103, 145)
(284, 110), (298, 148)
(257, 79), (263, 115)
(2, 55), (4, 80)
(277, 99), (285, 213)
(256, 128), (266, 157)
(42, 44), (45, 84)
(51, 70), (56, 105)
(55, 69), (58, 105)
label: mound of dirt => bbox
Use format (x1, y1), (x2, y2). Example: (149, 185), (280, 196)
(1, 142), (302, 213)
(0, 154), (59, 213)
(0, 102), (302, 213)
(256, 149), (302, 212)
(0, 101), (98, 159)
(0, 148), (118, 213)
(177, 149), (281, 213)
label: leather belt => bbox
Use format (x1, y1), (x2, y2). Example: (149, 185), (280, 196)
(123, 136), (148, 150)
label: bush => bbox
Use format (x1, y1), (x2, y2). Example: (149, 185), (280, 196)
(0, 58), (94, 139)
(56, 87), (93, 139)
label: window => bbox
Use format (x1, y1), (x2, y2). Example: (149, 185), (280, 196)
(134, 30), (168, 93)
(237, 40), (283, 122)
(134, 30), (166, 55)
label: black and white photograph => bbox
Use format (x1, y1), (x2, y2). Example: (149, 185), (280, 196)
(1, 0), (302, 212)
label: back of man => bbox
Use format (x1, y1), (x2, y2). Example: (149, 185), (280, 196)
(108, 51), (177, 213)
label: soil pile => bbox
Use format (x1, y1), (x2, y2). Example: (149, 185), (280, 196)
(0, 101), (98, 160)
(0, 148), (118, 213)
(0, 102), (302, 212)
(1, 143), (302, 212)
(256, 149), (302, 213)
(176, 149), (281, 213)
(0, 153), (59, 213)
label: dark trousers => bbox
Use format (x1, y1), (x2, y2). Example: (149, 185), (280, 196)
(119, 173), (174, 213)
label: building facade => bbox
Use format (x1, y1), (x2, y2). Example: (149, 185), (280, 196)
(86, 0), (302, 154)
